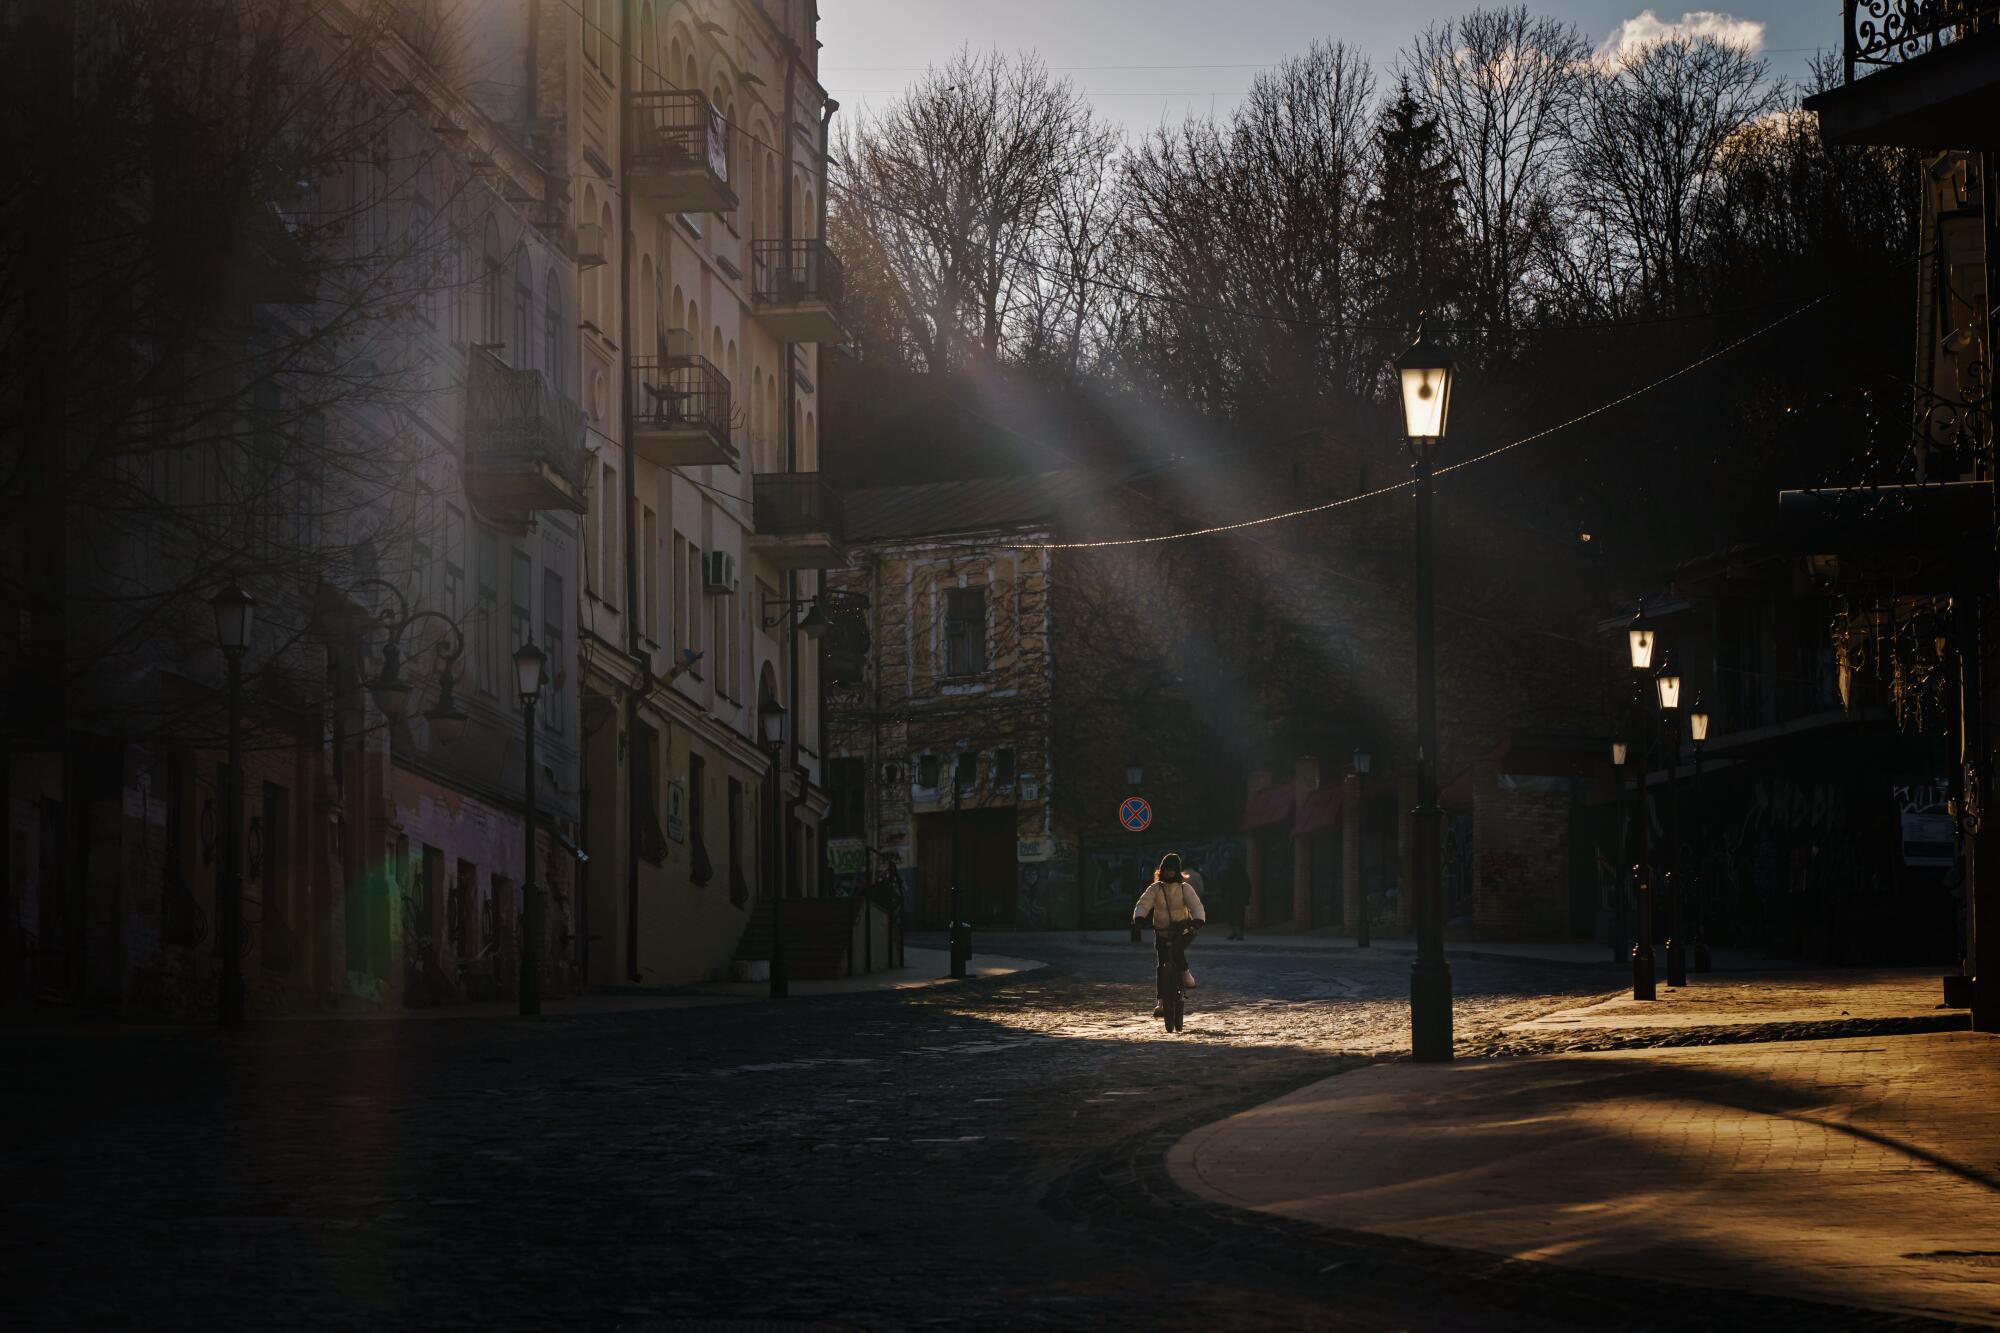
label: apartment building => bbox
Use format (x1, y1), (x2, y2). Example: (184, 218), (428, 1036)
(4, 0), (588, 1013)
(553, 0), (845, 987)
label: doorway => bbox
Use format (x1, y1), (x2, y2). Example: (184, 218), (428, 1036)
(914, 810), (1018, 928)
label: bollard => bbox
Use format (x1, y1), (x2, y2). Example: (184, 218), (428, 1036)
(949, 882), (967, 978)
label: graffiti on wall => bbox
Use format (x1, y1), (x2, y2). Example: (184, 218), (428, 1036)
(1078, 833), (1248, 928)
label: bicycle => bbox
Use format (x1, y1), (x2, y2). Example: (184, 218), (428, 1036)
(1153, 921), (1199, 1033)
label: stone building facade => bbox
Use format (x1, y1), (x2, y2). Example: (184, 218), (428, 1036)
(823, 476), (1077, 930)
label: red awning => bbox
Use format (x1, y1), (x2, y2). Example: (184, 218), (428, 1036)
(1239, 784), (1295, 832)
(1292, 784), (1343, 838)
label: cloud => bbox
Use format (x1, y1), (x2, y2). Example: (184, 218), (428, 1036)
(1598, 9), (1766, 64)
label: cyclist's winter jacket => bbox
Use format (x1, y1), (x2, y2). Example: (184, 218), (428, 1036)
(1132, 878), (1207, 931)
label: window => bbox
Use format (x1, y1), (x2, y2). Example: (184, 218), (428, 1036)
(827, 757), (865, 837)
(584, 462), (602, 597)
(688, 752), (712, 885)
(993, 748), (1016, 789)
(442, 503), (464, 623)
(943, 586), (987, 676)
(514, 252), (534, 368)
(543, 269), (563, 391)
(475, 528), (499, 695)
(916, 754), (941, 790)
(680, 536), (702, 670)
(543, 570), (565, 736)
(727, 778), (747, 905)
(411, 191), (436, 326)
(601, 464), (620, 608)
(511, 548), (533, 654)
(954, 751), (977, 794)
(641, 506), (659, 642)
(710, 593), (730, 699)
(635, 723), (666, 864)
(479, 217), (503, 347)
(672, 536), (689, 658)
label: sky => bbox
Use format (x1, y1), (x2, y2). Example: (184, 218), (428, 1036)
(817, 2), (1835, 142)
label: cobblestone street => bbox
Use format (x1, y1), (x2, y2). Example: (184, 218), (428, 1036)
(0, 940), (1962, 1330)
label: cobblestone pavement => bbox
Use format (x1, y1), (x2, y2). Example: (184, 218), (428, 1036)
(0, 937), (1941, 1331)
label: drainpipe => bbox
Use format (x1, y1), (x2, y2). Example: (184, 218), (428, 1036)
(619, 0), (648, 983)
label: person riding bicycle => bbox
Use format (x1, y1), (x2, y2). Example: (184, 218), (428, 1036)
(1131, 852), (1206, 1018)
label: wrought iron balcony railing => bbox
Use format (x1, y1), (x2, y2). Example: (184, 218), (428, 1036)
(1844, 0), (2000, 79)
(628, 88), (732, 184)
(752, 239), (845, 308)
(464, 345), (588, 508)
(753, 471), (845, 540)
(629, 352), (732, 445)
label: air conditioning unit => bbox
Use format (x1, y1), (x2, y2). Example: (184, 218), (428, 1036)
(659, 326), (698, 362)
(575, 223), (607, 269)
(700, 549), (737, 594)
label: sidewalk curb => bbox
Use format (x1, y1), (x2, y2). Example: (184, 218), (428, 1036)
(1070, 934), (1629, 972)
(1047, 1060), (1971, 1333)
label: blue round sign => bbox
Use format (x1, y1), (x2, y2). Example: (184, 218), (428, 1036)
(1119, 796), (1153, 832)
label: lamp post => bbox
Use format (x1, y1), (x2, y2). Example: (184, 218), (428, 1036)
(1688, 693), (1712, 973)
(1396, 313), (1455, 1062)
(1627, 602), (1658, 1002)
(1655, 649), (1686, 988)
(513, 639), (545, 1017)
(1127, 761), (1145, 944)
(210, 579), (255, 1029)
(1353, 747), (1372, 949)
(1610, 738), (1629, 964)
(759, 694), (788, 998)
(354, 578), (470, 749)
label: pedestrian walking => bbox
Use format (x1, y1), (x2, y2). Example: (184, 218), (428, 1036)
(1131, 852), (1206, 1018)
(1217, 850), (1251, 940)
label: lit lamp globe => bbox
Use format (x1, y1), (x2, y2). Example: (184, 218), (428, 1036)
(1653, 650), (1683, 711)
(798, 602), (831, 642)
(1688, 694), (1711, 747)
(424, 672), (468, 750)
(210, 579), (256, 658)
(368, 642), (413, 720)
(512, 638), (546, 706)
(1393, 314), (1456, 442)
(1610, 740), (1628, 767)
(1628, 602), (1657, 672)
(758, 695), (787, 752)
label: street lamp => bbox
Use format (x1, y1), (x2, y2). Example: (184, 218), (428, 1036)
(1395, 312), (1456, 1063)
(1654, 649), (1687, 988)
(759, 693), (789, 999)
(356, 579), (467, 746)
(425, 670), (468, 751)
(1688, 693), (1712, 973)
(1628, 602), (1657, 672)
(1627, 680), (1656, 1001)
(796, 601), (831, 642)
(1352, 748), (1372, 949)
(209, 579), (255, 1030)
(1610, 738), (1628, 963)
(513, 638), (545, 1018)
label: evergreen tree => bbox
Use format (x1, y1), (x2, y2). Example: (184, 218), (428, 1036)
(1361, 79), (1469, 344)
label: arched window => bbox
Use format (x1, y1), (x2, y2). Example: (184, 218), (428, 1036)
(710, 324), (722, 369)
(804, 186), (817, 237)
(668, 34), (682, 88)
(580, 186), (599, 327)
(479, 216), (503, 346)
(639, 256), (656, 355)
(805, 409), (815, 467)
(543, 268), (563, 392)
(638, 6), (657, 90)
(597, 202), (614, 324)
(724, 99), (739, 191)
(514, 251), (534, 367)
(750, 367), (763, 462)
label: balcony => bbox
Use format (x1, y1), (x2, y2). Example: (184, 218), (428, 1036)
(1805, 1), (2000, 147)
(630, 352), (736, 468)
(628, 89), (737, 215)
(464, 346), (588, 521)
(750, 471), (846, 570)
(752, 239), (848, 344)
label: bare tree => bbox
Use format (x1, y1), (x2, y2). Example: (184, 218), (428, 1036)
(831, 48), (1121, 372)
(1404, 6), (1587, 356)
(1118, 41), (1379, 424)
(1562, 33), (1780, 315)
